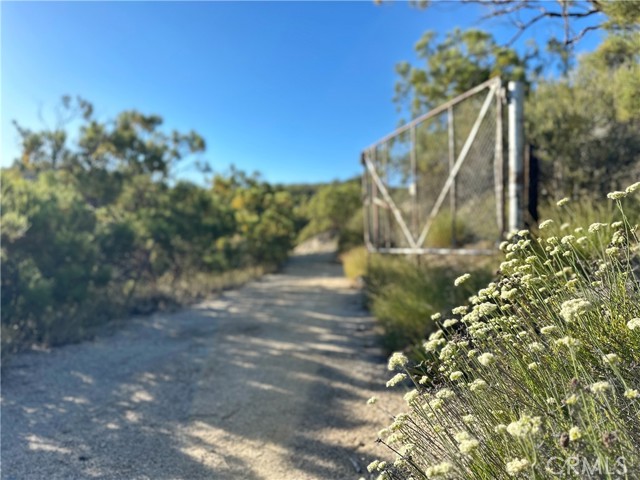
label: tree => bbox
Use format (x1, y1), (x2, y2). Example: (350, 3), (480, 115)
(407, 1), (640, 50)
(526, 35), (640, 199)
(394, 28), (533, 118)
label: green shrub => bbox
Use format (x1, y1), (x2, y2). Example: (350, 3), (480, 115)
(369, 182), (640, 479)
(341, 246), (368, 281)
(366, 254), (495, 352)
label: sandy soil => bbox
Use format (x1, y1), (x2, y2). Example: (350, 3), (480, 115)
(1, 250), (401, 479)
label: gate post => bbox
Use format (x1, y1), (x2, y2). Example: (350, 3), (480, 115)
(508, 81), (524, 233)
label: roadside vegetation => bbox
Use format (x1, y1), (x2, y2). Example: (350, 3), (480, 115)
(1, 100), (298, 355)
(370, 185), (640, 479)
(357, 3), (640, 478)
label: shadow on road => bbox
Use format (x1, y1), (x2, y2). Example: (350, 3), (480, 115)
(1, 252), (393, 479)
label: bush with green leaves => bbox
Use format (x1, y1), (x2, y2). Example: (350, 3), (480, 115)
(365, 254), (495, 353)
(1, 99), (298, 354)
(368, 183), (640, 479)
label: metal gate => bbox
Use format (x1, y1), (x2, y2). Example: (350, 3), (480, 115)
(362, 78), (524, 255)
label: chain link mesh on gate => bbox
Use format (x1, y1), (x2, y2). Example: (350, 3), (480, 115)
(362, 77), (505, 255)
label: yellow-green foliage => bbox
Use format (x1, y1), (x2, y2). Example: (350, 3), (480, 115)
(1, 101), (298, 355)
(341, 246), (368, 281)
(366, 254), (495, 352)
(369, 183), (640, 479)
(423, 210), (471, 248)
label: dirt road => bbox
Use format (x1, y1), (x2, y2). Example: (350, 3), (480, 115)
(1, 251), (399, 479)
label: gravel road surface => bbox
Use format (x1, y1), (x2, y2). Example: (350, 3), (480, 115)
(1, 250), (399, 479)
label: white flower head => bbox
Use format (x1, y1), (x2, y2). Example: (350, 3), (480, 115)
(539, 219), (554, 229)
(627, 318), (640, 331)
(607, 191), (627, 200)
(436, 388), (455, 400)
(603, 353), (620, 365)
(560, 298), (593, 323)
(507, 414), (542, 438)
(386, 373), (407, 388)
(506, 458), (531, 476)
(569, 426), (582, 441)
(477, 352), (495, 366)
(557, 197), (570, 207)
(469, 378), (487, 391)
(590, 381), (611, 395)
(425, 461), (452, 478)
(625, 181), (640, 193)
(454, 273), (471, 287)
(404, 389), (420, 405)
(387, 352), (409, 371)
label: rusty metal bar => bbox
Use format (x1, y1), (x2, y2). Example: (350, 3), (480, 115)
(365, 77), (501, 152)
(368, 246), (496, 256)
(364, 156), (418, 249)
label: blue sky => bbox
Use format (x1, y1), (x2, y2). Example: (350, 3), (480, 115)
(1, 1), (603, 184)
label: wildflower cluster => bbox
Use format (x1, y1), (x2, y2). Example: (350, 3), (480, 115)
(368, 185), (640, 479)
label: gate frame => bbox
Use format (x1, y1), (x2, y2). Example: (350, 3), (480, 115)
(361, 78), (525, 256)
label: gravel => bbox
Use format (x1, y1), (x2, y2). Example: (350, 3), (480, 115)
(1, 251), (400, 479)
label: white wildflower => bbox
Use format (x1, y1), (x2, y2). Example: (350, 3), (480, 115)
(557, 197), (570, 207)
(477, 352), (495, 366)
(590, 381), (611, 395)
(555, 336), (581, 348)
(560, 298), (593, 322)
(443, 318), (459, 328)
(454, 273), (471, 286)
(603, 353), (620, 365)
(539, 219), (554, 229)
(469, 378), (487, 391)
(404, 389), (420, 405)
(386, 373), (407, 388)
(627, 318), (640, 330)
(626, 181), (640, 193)
(463, 414), (476, 424)
(506, 458), (530, 476)
(450, 371), (463, 381)
(388, 352), (408, 371)
(569, 426), (582, 441)
(607, 191), (627, 200)
(425, 462), (452, 478)
(588, 222), (608, 233)
(452, 305), (468, 315)
(507, 414), (542, 438)
(624, 389), (639, 399)
(436, 388), (455, 400)
(458, 438), (479, 454)
(367, 396), (378, 405)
